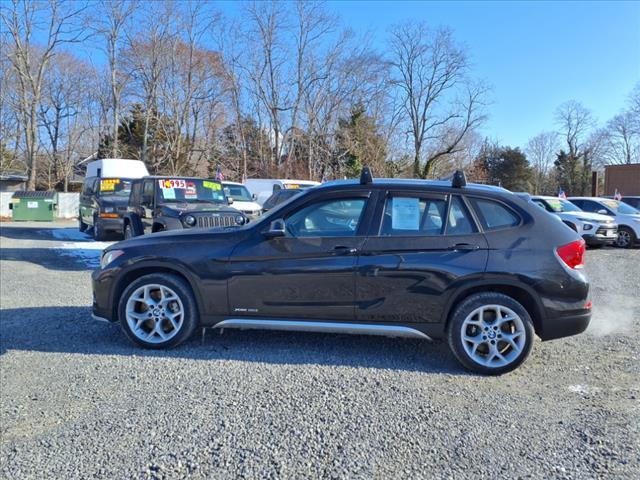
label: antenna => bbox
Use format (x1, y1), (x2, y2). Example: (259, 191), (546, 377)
(451, 170), (467, 188)
(360, 166), (373, 185)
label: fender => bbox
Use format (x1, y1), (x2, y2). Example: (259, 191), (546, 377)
(439, 275), (546, 326)
(110, 258), (207, 322)
(124, 213), (144, 236)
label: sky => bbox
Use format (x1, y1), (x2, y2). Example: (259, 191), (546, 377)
(218, 0), (640, 149)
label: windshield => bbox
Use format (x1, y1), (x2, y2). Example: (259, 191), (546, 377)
(601, 199), (640, 215)
(284, 182), (317, 189)
(99, 178), (133, 196)
(157, 178), (226, 204)
(224, 184), (253, 202)
(544, 198), (582, 213)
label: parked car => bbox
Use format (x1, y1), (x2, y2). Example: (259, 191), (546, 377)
(603, 195), (640, 210)
(530, 195), (617, 247)
(122, 176), (247, 238)
(93, 168), (592, 375)
(261, 188), (303, 212)
(244, 178), (320, 206)
(79, 159), (149, 240)
(222, 181), (262, 220)
(568, 197), (640, 248)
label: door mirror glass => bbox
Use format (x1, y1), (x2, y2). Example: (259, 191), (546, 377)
(227, 196), (234, 205)
(265, 218), (286, 238)
(252, 193), (257, 201)
(597, 209), (608, 215)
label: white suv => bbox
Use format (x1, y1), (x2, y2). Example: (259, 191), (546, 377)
(222, 182), (263, 220)
(531, 196), (618, 247)
(568, 197), (640, 248)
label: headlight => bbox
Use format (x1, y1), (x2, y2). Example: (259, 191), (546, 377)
(235, 215), (246, 225)
(184, 215), (196, 226)
(583, 224), (593, 231)
(102, 206), (115, 213)
(100, 249), (124, 269)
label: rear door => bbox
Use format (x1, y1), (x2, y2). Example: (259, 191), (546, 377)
(140, 179), (156, 234)
(355, 191), (488, 324)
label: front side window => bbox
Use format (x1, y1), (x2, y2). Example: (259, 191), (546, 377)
(285, 198), (366, 237)
(471, 198), (520, 231)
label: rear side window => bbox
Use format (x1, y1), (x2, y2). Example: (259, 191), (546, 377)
(380, 196), (447, 236)
(446, 196), (477, 235)
(470, 198), (520, 231)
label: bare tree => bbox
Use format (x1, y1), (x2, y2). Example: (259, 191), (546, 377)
(389, 22), (487, 178)
(555, 100), (594, 159)
(526, 131), (558, 194)
(1, 0), (86, 189)
(93, 0), (137, 158)
(602, 111), (639, 164)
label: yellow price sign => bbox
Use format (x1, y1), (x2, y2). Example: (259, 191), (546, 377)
(203, 181), (222, 190)
(100, 179), (119, 191)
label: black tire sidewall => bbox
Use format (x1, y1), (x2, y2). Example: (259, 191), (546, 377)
(93, 217), (106, 241)
(448, 292), (535, 375)
(118, 273), (199, 349)
(124, 224), (134, 239)
(79, 217), (87, 232)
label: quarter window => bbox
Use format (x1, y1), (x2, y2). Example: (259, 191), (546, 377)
(471, 198), (520, 231)
(285, 198), (366, 237)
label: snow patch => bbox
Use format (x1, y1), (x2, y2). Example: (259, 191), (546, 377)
(51, 228), (92, 241)
(52, 241), (113, 267)
(568, 384), (600, 395)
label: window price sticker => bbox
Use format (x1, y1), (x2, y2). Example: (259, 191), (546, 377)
(391, 197), (420, 230)
(159, 179), (187, 189)
(203, 181), (222, 190)
(100, 178), (120, 191)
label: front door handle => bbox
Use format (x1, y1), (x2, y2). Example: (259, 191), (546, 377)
(333, 245), (358, 255)
(448, 243), (480, 251)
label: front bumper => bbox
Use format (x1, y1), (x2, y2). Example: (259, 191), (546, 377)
(97, 217), (124, 232)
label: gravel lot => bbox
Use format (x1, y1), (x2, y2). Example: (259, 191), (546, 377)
(1, 221), (638, 479)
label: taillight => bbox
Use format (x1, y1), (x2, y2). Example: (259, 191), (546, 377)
(556, 239), (586, 269)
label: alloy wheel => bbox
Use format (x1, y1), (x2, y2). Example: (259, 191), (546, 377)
(125, 284), (184, 343)
(460, 304), (526, 368)
(616, 230), (630, 248)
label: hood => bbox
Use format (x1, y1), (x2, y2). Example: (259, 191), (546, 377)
(231, 200), (262, 212)
(160, 202), (238, 215)
(112, 224), (245, 250)
(559, 211), (614, 222)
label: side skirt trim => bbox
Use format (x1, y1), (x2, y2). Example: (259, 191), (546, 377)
(213, 318), (432, 340)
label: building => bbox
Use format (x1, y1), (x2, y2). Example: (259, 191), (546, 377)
(0, 172), (28, 192)
(604, 164), (640, 196)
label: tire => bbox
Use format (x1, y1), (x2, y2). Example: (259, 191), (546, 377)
(615, 226), (636, 249)
(93, 217), (107, 241)
(118, 273), (199, 349)
(79, 216), (87, 232)
(447, 292), (535, 375)
(124, 223), (136, 239)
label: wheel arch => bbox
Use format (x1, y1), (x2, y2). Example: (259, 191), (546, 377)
(442, 280), (545, 336)
(111, 262), (203, 322)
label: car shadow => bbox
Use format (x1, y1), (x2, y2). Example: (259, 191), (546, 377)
(0, 306), (466, 375)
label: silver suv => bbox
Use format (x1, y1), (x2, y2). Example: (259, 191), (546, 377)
(531, 196), (617, 247)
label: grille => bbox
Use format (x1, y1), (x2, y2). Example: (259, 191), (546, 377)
(196, 214), (236, 228)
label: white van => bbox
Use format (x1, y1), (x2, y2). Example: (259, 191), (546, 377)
(244, 179), (320, 206)
(86, 158), (149, 179)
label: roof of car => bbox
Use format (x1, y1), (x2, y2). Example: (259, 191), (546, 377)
(318, 178), (513, 195)
(567, 196), (607, 200)
(134, 176), (222, 181)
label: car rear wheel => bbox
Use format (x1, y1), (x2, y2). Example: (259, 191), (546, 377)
(118, 273), (198, 349)
(448, 292), (534, 375)
(615, 226), (635, 248)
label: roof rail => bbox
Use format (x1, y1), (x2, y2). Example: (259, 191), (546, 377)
(360, 166), (373, 185)
(451, 170), (467, 188)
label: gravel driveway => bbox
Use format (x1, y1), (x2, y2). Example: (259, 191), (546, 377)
(1, 221), (638, 479)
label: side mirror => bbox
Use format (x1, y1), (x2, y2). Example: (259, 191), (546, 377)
(597, 209), (608, 215)
(227, 196), (234, 205)
(264, 218), (286, 238)
(252, 193), (257, 201)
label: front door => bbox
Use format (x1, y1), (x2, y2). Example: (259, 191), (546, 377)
(228, 192), (374, 320)
(356, 192), (488, 324)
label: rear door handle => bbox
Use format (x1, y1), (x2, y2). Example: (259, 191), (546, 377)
(448, 243), (480, 251)
(333, 245), (358, 255)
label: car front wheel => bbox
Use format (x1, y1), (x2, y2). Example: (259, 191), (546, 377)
(124, 223), (135, 239)
(118, 273), (199, 349)
(615, 226), (636, 248)
(448, 292), (534, 375)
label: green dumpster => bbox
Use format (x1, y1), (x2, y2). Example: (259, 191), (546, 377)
(10, 191), (58, 221)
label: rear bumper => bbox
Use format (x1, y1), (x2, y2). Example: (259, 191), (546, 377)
(538, 310), (591, 341)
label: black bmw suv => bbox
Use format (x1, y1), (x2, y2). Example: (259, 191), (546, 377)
(93, 169), (591, 374)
